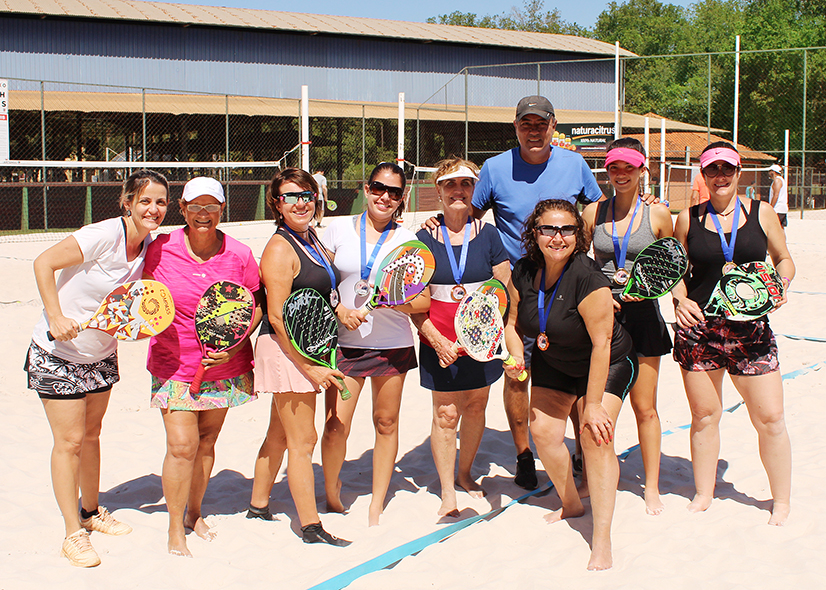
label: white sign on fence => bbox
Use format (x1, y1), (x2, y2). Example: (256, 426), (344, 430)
(0, 80), (8, 162)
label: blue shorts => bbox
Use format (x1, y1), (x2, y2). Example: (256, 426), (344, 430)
(419, 344), (504, 392)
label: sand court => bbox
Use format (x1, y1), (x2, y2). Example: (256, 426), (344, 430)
(0, 214), (823, 589)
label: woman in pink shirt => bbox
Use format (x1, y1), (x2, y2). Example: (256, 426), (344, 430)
(144, 177), (263, 557)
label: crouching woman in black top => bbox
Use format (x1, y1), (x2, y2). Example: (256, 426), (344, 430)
(503, 199), (637, 571)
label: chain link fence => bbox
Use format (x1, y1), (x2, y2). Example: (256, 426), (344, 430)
(2, 45), (825, 233)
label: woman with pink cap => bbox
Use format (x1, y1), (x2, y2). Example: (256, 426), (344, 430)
(582, 138), (675, 516)
(671, 142), (795, 525)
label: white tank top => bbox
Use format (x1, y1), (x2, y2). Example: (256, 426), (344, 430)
(772, 175), (788, 214)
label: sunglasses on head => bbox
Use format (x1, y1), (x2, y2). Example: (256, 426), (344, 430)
(368, 181), (404, 201)
(536, 224), (577, 238)
(702, 162), (738, 178)
(278, 191), (317, 204)
(186, 203), (222, 213)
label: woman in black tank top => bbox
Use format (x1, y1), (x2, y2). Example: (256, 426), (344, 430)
(671, 142), (795, 526)
(246, 168), (350, 546)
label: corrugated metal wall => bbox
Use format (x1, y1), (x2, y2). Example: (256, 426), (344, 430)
(0, 15), (615, 110)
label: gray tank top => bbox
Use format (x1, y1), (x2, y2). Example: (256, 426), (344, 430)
(592, 199), (658, 295)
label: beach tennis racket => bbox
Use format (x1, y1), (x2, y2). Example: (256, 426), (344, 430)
(621, 237), (688, 299)
(326, 200), (338, 211)
(478, 277), (510, 318)
(704, 260), (784, 321)
(442, 289), (527, 381)
(47, 279), (175, 341)
(359, 240), (436, 315)
(190, 281), (255, 393)
(283, 288), (350, 400)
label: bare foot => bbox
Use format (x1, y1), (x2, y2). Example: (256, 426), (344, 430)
(368, 500), (383, 527)
(587, 542), (613, 571)
(543, 502), (585, 524)
(644, 488), (665, 516)
(168, 532), (192, 557)
(768, 501), (790, 526)
(687, 494), (712, 514)
(184, 516), (216, 541)
(437, 493), (459, 517)
(456, 475), (485, 499)
(326, 479), (345, 513)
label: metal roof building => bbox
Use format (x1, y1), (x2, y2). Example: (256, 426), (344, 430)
(0, 0), (631, 110)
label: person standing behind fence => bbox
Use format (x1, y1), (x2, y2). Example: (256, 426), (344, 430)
(26, 170), (169, 567)
(312, 169), (328, 228)
(768, 164), (788, 229)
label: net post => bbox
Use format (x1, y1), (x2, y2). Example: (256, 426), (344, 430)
(84, 185), (92, 226)
(255, 184), (266, 221)
(21, 186), (29, 232)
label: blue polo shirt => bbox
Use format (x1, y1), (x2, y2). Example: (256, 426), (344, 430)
(472, 146), (603, 261)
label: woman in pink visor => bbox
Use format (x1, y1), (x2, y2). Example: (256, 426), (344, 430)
(670, 142), (795, 525)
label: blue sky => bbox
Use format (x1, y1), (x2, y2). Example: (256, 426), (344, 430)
(147, 0), (697, 29)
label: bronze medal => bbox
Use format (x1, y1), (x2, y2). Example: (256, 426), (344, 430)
(613, 268), (630, 285)
(722, 261), (737, 274)
(451, 284), (466, 302)
(536, 332), (549, 351)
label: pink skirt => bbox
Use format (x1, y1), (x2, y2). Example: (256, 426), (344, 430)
(253, 333), (319, 395)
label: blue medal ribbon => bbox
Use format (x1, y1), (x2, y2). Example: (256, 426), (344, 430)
(440, 218), (472, 287)
(537, 263), (569, 336)
(706, 199), (741, 265)
(360, 211), (394, 282)
(611, 195), (642, 275)
(283, 225), (337, 291)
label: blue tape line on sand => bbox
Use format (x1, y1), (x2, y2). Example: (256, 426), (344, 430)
(789, 290), (826, 295)
(310, 361), (825, 590)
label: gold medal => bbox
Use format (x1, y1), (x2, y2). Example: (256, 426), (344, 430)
(722, 261), (737, 274)
(536, 333), (549, 351)
(451, 284), (466, 302)
(613, 268), (630, 285)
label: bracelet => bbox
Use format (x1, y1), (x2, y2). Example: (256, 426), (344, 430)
(781, 276), (792, 288)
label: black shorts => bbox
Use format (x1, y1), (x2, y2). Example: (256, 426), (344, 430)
(419, 344), (504, 392)
(777, 213), (787, 227)
(531, 347), (638, 401)
(615, 298), (672, 358)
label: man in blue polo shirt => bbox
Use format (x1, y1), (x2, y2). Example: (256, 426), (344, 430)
(473, 95), (603, 490)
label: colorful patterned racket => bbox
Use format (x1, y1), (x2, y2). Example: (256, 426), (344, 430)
(704, 260), (784, 321)
(48, 279), (175, 341)
(359, 240), (435, 315)
(621, 237), (688, 299)
(282, 288), (350, 400)
(443, 289), (527, 381)
(478, 277), (510, 318)
(190, 281), (255, 393)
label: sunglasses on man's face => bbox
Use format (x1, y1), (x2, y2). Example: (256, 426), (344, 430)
(368, 181), (404, 201)
(702, 162), (738, 178)
(278, 191), (317, 205)
(535, 224), (577, 238)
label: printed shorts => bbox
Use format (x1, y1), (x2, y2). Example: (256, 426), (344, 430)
(673, 317), (779, 375)
(25, 341), (119, 399)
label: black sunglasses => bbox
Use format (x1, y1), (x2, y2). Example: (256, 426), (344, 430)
(278, 191), (317, 204)
(368, 181), (404, 201)
(536, 224), (577, 237)
(702, 163), (738, 178)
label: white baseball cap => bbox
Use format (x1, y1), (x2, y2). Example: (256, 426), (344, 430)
(182, 177), (225, 203)
(769, 164), (782, 174)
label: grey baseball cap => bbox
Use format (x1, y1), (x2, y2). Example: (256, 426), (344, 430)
(516, 96), (555, 121)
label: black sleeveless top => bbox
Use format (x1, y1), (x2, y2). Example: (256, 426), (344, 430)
(260, 226), (341, 335)
(685, 199), (767, 307)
